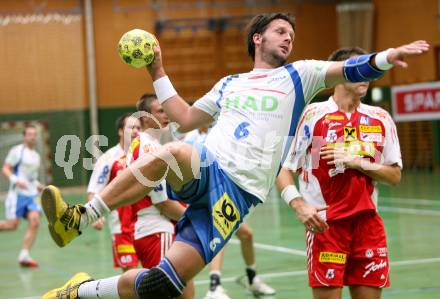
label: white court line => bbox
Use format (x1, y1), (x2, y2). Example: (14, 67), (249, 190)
(381, 196), (440, 206)
(12, 257), (440, 296)
(195, 257), (440, 285)
(379, 206), (440, 216)
(229, 239), (306, 256)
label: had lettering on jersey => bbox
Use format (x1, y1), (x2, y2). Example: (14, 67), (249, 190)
(224, 95), (279, 113)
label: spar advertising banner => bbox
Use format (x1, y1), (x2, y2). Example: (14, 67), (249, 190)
(391, 81), (440, 122)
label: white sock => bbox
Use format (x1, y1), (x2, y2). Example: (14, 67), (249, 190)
(246, 264), (256, 271)
(80, 194), (110, 230)
(209, 270), (221, 276)
(78, 275), (120, 299)
(18, 249), (30, 261)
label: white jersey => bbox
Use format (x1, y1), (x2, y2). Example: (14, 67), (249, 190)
(87, 144), (124, 195)
(184, 129), (208, 144)
(87, 144), (125, 235)
(4, 144), (41, 196)
(127, 132), (175, 239)
(194, 60), (332, 201)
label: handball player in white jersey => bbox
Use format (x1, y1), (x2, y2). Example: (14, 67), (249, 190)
(41, 12), (429, 299)
(1, 124), (43, 267)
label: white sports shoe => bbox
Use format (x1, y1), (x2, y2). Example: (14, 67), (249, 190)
(236, 275), (276, 296)
(203, 285), (231, 299)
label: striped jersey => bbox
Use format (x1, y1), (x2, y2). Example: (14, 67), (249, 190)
(287, 97), (402, 220)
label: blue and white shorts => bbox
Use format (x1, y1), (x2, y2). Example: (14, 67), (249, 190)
(167, 143), (261, 263)
(5, 190), (41, 220)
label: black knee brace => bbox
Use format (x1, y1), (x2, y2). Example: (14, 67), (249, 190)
(136, 268), (183, 299)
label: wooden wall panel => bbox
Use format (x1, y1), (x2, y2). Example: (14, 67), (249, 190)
(374, 0), (439, 86)
(92, 0), (156, 108)
(292, 4), (338, 61)
(0, 0), (86, 114)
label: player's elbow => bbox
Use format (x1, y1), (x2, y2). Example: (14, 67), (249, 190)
(1, 164), (10, 178)
(388, 168), (401, 186)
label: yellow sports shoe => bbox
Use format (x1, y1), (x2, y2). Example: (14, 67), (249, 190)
(42, 272), (93, 299)
(42, 185), (85, 247)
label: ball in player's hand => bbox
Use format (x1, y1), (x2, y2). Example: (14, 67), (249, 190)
(117, 29), (157, 68)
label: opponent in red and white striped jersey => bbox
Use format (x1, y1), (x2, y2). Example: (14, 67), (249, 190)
(290, 96), (402, 221)
(282, 48), (403, 298)
(87, 114), (141, 270)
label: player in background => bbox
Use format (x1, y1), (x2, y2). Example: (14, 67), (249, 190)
(1, 124), (43, 268)
(41, 12), (428, 299)
(277, 47), (402, 299)
(127, 93), (194, 299)
(87, 113), (141, 272)
(185, 128), (275, 299)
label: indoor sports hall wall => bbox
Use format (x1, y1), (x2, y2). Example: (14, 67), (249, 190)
(0, 0), (90, 187)
(0, 0), (439, 189)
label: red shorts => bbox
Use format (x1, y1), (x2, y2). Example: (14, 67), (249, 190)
(134, 232), (174, 268)
(307, 211), (390, 288)
(112, 233), (138, 269)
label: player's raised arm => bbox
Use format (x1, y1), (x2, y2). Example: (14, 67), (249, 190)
(146, 43), (215, 133)
(324, 40), (430, 88)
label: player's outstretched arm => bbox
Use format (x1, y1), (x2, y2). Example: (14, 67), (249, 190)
(146, 43), (214, 132)
(325, 40), (430, 88)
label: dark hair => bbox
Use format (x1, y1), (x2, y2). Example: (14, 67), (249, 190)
(115, 112), (133, 133)
(328, 47), (367, 62)
(246, 13), (295, 61)
(136, 93), (158, 113)
(23, 124), (36, 135)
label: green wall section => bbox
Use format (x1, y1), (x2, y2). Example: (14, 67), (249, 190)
(97, 106), (136, 149)
(0, 109), (90, 187)
(0, 106), (136, 187)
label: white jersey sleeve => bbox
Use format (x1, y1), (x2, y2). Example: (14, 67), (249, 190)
(284, 104), (321, 171)
(87, 155), (111, 194)
(293, 60), (333, 103)
(87, 145), (124, 194)
(193, 77), (228, 120)
(4, 145), (21, 167)
(381, 111), (403, 168)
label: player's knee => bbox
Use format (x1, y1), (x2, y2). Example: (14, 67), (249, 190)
(29, 217), (40, 229)
(9, 220), (20, 230)
(164, 141), (191, 161)
(117, 269), (139, 298)
(135, 267), (184, 299)
(236, 225), (253, 242)
(27, 212), (40, 229)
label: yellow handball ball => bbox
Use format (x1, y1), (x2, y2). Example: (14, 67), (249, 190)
(117, 29), (157, 68)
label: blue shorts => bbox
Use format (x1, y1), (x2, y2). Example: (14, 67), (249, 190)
(167, 143), (261, 263)
(5, 191), (41, 220)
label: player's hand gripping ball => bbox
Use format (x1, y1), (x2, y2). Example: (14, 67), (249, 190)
(117, 29), (157, 68)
